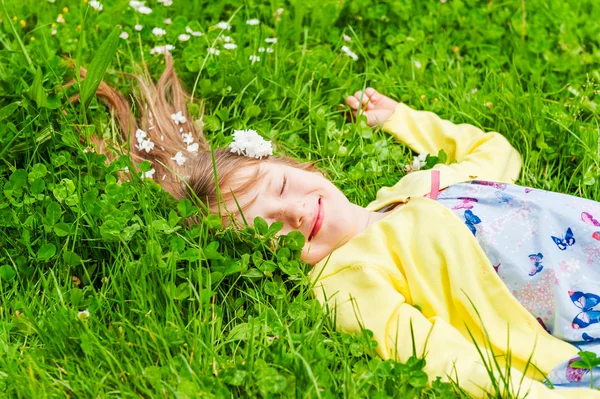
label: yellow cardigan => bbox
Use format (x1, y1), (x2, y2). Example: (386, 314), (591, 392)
(310, 104), (600, 398)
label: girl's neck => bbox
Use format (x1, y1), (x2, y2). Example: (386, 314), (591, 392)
(352, 204), (396, 238)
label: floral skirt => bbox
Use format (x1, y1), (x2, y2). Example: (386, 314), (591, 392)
(436, 181), (600, 388)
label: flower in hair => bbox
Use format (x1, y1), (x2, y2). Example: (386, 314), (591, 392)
(229, 130), (273, 159)
(135, 128), (155, 153)
(171, 151), (187, 166)
(141, 168), (156, 179)
(187, 143), (199, 153)
(171, 111), (187, 125)
(181, 132), (194, 145)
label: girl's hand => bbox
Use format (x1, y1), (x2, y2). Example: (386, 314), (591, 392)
(344, 88), (399, 127)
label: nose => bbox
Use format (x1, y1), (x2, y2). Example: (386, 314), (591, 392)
(283, 199), (306, 229)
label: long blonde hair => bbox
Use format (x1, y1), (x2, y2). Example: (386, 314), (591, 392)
(71, 54), (313, 212)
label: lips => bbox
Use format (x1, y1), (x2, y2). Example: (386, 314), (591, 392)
(308, 198), (324, 241)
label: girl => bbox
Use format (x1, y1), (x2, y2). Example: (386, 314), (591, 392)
(85, 55), (600, 398)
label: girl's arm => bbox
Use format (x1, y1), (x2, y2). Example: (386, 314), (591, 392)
(345, 89), (522, 183)
(382, 103), (522, 182)
(313, 264), (596, 399)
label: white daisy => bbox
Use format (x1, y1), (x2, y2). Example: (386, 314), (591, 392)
(56, 14), (65, 23)
(215, 21), (231, 30)
(258, 47), (265, 53)
(208, 47), (220, 55)
(178, 34), (190, 41)
(152, 27), (166, 37)
(181, 132), (194, 145)
(77, 310), (90, 320)
(51, 29), (57, 35)
(150, 44), (175, 55)
(223, 43), (237, 50)
(141, 168), (156, 179)
(164, 18), (172, 24)
(120, 31), (129, 40)
(246, 19), (260, 26)
(265, 37), (277, 44)
(137, 5), (152, 14)
(341, 45), (358, 61)
(171, 151), (186, 166)
(135, 24), (143, 31)
(171, 111), (187, 125)
(249, 55), (260, 63)
(89, 0), (103, 11)
(343, 34), (351, 42)
(185, 26), (203, 36)
(187, 143), (199, 153)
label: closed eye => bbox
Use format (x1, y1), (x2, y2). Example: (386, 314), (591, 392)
(280, 176), (287, 196)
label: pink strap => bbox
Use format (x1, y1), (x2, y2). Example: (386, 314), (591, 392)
(429, 169), (441, 200)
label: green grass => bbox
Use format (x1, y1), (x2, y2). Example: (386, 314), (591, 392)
(1, 0), (599, 397)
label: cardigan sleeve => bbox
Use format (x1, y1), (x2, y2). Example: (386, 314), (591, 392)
(382, 103), (522, 183)
(313, 263), (598, 399)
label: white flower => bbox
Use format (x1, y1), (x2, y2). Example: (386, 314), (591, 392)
(137, 5), (152, 14)
(164, 18), (172, 24)
(120, 31), (129, 40)
(121, 166), (130, 173)
(178, 34), (190, 41)
(51, 29), (57, 35)
(229, 130), (273, 159)
(223, 43), (237, 50)
(215, 21), (231, 30)
(258, 47), (265, 53)
(274, 8), (284, 20)
(141, 168), (156, 179)
(412, 59), (422, 69)
(185, 26), (202, 36)
(135, 24), (143, 31)
(171, 111), (187, 125)
(343, 34), (351, 42)
(135, 129), (147, 141)
(158, 0), (173, 5)
(89, 0), (103, 11)
(83, 146), (95, 153)
(181, 132), (194, 145)
(265, 37), (277, 44)
(208, 47), (220, 55)
(417, 152), (428, 162)
(171, 151), (187, 166)
(341, 45), (358, 61)
(136, 139), (155, 153)
(246, 19), (260, 26)
(152, 27), (166, 37)
(266, 47), (274, 53)
(77, 310), (90, 320)
(187, 143), (199, 153)
(150, 44), (175, 55)
(179, 128), (184, 133)
(56, 14), (65, 23)
(249, 55), (260, 63)
(129, 0), (144, 8)
(221, 36), (231, 42)
(471, 88), (478, 94)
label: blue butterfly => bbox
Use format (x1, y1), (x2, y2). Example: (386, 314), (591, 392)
(570, 291), (600, 329)
(552, 228), (575, 250)
(528, 253), (544, 276)
(495, 191), (514, 206)
(464, 210), (481, 236)
(583, 333), (600, 342)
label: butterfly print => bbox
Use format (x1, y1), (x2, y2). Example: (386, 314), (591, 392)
(552, 228), (575, 250)
(495, 191), (514, 206)
(582, 332), (600, 342)
(493, 263), (500, 273)
(471, 180), (507, 190)
(566, 356), (590, 382)
(570, 291), (600, 329)
(528, 253), (544, 276)
(452, 197), (478, 210)
(524, 188), (533, 194)
(581, 212), (600, 241)
(536, 317), (551, 334)
(464, 210), (481, 236)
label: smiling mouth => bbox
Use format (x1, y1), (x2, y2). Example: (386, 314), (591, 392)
(308, 198), (324, 241)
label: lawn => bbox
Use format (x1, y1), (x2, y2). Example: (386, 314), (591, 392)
(1, 0), (599, 397)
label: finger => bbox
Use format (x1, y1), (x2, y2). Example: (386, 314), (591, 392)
(365, 87), (380, 103)
(353, 91), (370, 110)
(345, 96), (360, 110)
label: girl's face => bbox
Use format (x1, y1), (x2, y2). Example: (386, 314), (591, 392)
(226, 162), (364, 265)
